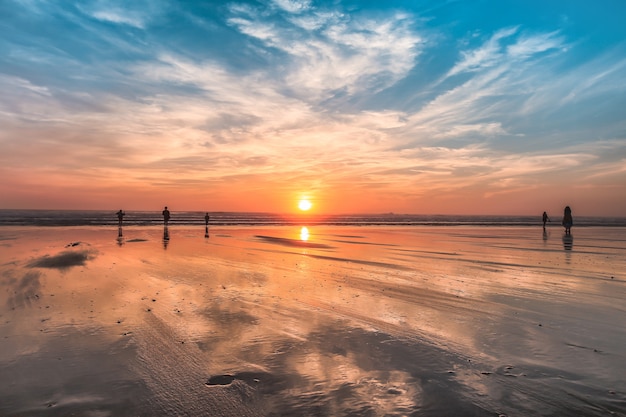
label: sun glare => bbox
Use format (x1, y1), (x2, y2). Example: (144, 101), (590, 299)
(298, 199), (312, 211)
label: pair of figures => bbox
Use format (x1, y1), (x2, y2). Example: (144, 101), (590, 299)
(544, 206), (573, 234)
(162, 207), (210, 226)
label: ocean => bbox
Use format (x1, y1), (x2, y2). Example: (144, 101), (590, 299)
(0, 209), (624, 227)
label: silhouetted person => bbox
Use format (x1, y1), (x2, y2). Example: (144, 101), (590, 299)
(542, 211), (550, 229)
(204, 213), (210, 238)
(562, 206), (573, 235)
(116, 209), (125, 227)
(162, 206), (170, 226)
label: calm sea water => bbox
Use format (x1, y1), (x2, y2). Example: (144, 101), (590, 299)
(0, 209), (624, 227)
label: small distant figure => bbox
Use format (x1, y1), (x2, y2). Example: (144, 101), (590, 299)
(204, 213), (210, 226)
(562, 206), (573, 235)
(116, 209), (125, 227)
(162, 206), (171, 226)
(542, 211), (550, 229)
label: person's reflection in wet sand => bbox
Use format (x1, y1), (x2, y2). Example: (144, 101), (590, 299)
(542, 227), (549, 242)
(117, 226), (124, 246)
(562, 233), (573, 251)
(163, 226), (170, 249)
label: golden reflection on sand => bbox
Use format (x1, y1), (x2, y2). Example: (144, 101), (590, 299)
(299, 226), (310, 242)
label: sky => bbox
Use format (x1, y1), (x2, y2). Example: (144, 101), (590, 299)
(1, 0), (625, 216)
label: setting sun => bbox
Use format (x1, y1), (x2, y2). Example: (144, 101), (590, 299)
(298, 199), (312, 211)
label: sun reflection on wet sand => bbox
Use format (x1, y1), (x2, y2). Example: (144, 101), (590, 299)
(299, 226), (310, 242)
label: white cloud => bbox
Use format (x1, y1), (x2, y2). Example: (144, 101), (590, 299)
(448, 27), (518, 76)
(561, 53), (626, 104)
(433, 123), (506, 139)
(447, 27), (564, 78)
(403, 65), (511, 143)
(89, 10), (145, 28)
(0, 75), (51, 97)
(507, 31), (565, 58)
(271, 0), (312, 14)
(78, 0), (167, 29)
(227, 5), (423, 98)
(227, 18), (278, 42)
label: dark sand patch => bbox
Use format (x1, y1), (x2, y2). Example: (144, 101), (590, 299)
(306, 253), (414, 271)
(4, 270), (43, 309)
(206, 371), (281, 388)
(394, 247), (461, 256)
(255, 235), (334, 249)
(0, 327), (153, 417)
(327, 238), (398, 247)
(28, 249), (96, 270)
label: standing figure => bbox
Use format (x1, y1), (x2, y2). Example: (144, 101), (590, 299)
(562, 206), (573, 235)
(204, 213), (210, 238)
(542, 211), (550, 229)
(162, 206), (171, 226)
(116, 209), (125, 227)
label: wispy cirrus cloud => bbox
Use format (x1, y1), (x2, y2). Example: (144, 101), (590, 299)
(77, 0), (168, 28)
(227, 2), (423, 98)
(447, 27), (520, 76)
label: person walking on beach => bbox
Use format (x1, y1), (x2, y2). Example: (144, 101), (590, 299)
(116, 209), (125, 227)
(542, 211), (550, 229)
(562, 206), (573, 235)
(162, 206), (171, 226)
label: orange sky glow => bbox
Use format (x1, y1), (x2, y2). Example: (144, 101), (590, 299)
(1, 1), (625, 216)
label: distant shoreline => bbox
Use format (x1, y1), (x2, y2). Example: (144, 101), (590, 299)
(1, 209), (625, 227)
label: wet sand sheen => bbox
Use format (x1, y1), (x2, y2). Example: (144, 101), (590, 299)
(1, 225), (625, 416)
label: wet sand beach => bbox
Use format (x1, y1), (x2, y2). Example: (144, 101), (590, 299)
(1, 225), (625, 416)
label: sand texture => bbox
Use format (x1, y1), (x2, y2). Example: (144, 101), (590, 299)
(1, 225), (625, 416)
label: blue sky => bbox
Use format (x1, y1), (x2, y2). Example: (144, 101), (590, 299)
(1, 0), (625, 215)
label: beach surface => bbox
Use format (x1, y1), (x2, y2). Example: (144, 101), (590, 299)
(1, 225), (625, 416)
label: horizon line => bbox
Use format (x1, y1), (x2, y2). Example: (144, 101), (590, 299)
(0, 208), (624, 219)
